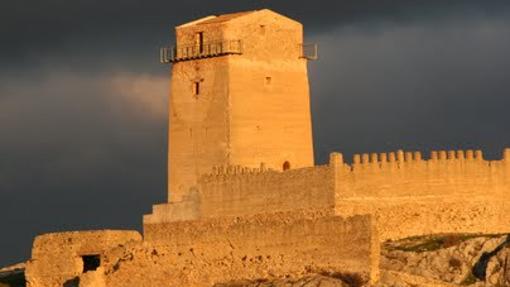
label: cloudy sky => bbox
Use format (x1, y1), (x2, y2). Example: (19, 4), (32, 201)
(1, 1), (510, 266)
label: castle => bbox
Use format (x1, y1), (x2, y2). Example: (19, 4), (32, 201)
(19, 9), (510, 287)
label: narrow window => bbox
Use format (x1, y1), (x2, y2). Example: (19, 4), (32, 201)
(259, 25), (266, 35)
(265, 76), (272, 85)
(82, 255), (100, 272)
(193, 82), (200, 97)
(196, 32), (204, 54)
(283, 161), (291, 171)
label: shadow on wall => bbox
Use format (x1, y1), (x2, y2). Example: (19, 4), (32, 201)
(0, 270), (25, 287)
(63, 277), (80, 287)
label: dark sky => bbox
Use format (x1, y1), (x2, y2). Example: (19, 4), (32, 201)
(1, 1), (510, 266)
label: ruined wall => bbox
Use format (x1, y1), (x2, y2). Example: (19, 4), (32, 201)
(107, 211), (378, 287)
(330, 149), (510, 240)
(145, 164), (334, 224)
(144, 190), (201, 224)
(25, 230), (141, 287)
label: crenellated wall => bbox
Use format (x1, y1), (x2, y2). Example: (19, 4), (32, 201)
(144, 164), (334, 224)
(331, 149), (510, 199)
(197, 164), (334, 218)
(145, 148), (510, 240)
(330, 148), (510, 240)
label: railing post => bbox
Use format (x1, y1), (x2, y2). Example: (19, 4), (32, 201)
(159, 48), (164, 64)
(162, 39), (243, 63)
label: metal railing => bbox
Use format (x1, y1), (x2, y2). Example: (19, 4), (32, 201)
(300, 43), (319, 60)
(160, 40), (243, 63)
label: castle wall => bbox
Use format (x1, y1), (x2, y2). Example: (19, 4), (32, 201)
(108, 211), (379, 286)
(25, 230), (141, 287)
(198, 165), (333, 218)
(144, 165), (334, 224)
(144, 190), (201, 224)
(333, 149), (510, 199)
(336, 196), (510, 241)
(331, 149), (510, 240)
(149, 149), (510, 240)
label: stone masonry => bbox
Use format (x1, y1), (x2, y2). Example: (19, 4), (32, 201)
(22, 9), (510, 287)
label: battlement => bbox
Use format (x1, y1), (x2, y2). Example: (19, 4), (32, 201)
(202, 163), (274, 178)
(346, 149), (503, 166)
(329, 148), (510, 173)
(200, 163), (329, 182)
(330, 148), (510, 199)
(198, 163), (333, 218)
(146, 148), (510, 225)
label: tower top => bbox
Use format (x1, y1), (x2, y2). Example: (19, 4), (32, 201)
(176, 9), (300, 28)
(160, 9), (317, 64)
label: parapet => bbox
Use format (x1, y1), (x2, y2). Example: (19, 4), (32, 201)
(328, 148), (510, 172)
(154, 147), (510, 224)
(201, 163), (330, 179)
(197, 163), (335, 219)
(347, 148), (490, 166)
(147, 163), (335, 224)
(329, 148), (510, 199)
(200, 163), (279, 182)
(330, 148), (510, 241)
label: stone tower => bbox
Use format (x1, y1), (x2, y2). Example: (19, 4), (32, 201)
(165, 9), (315, 201)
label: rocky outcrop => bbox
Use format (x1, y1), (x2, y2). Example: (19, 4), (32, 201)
(381, 233), (510, 286)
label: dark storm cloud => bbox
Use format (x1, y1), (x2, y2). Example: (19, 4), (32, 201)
(308, 19), (510, 162)
(2, 0), (510, 70)
(1, 1), (510, 267)
(0, 70), (168, 264)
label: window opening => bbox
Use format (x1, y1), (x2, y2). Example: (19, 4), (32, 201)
(193, 82), (200, 97)
(260, 25), (266, 35)
(82, 255), (100, 272)
(283, 161), (291, 171)
(196, 32), (204, 54)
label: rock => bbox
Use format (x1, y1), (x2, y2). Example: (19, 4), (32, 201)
(381, 234), (510, 286)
